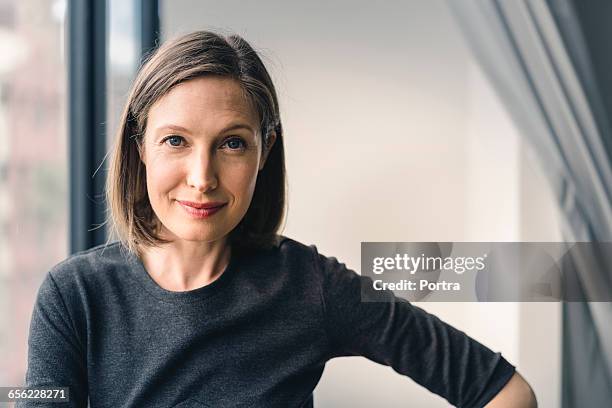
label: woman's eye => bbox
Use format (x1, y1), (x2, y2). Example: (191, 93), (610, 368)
(222, 137), (247, 151)
(163, 135), (184, 147)
(160, 135), (245, 150)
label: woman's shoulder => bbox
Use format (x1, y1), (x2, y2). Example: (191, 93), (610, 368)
(272, 234), (329, 265)
(34, 242), (131, 325)
(46, 241), (130, 288)
(275, 234), (316, 253)
(272, 235), (348, 276)
(242, 235), (323, 274)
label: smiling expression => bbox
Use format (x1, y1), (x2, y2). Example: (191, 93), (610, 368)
(139, 76), (270, 244)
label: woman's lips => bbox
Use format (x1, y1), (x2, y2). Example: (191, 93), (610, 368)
(176, 200), (226, 209)
(177, 201), (226, 218)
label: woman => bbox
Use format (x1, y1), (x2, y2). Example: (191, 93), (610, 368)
(20, 31), (536, 407)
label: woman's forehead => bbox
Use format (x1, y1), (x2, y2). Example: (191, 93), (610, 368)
(146, 76), (259, 133)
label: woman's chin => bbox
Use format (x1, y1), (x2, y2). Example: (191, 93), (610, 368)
(171, 227), (228, 244)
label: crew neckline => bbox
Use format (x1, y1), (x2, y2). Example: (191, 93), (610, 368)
(123, 244), (242, 304)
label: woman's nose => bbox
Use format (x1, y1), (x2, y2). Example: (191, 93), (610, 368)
(186, 153), (218, 193)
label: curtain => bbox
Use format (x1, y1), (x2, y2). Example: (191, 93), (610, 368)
(446, 0), (612, 406)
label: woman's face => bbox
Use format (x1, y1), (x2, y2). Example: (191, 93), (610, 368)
(140, 76), (271, 244)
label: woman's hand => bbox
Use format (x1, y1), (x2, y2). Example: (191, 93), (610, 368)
(485, 371), (537, 407)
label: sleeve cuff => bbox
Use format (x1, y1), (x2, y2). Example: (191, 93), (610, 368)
(470, 354), (516, 408)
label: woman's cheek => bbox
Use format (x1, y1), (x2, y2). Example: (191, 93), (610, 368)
(237, 161), (260, 202)
(147, 156), (181, 199)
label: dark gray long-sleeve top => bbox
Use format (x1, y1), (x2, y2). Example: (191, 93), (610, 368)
(19, 236), (515, 407)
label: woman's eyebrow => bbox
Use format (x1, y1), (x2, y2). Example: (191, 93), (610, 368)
(155, 123), (255, 134)
(155, 124), (191, 134)
(219, 123), (256, 134)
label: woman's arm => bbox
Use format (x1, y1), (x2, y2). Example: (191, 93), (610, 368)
(315, 247), (526, 407)
(16, 272), (88, 407)
(486, 371), (537, 408)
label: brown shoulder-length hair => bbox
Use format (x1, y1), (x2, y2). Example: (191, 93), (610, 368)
(106, 31), (286, 257)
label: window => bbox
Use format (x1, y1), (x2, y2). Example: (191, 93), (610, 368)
(0, 0), (68, 385)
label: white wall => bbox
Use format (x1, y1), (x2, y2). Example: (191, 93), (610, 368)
(464, 59), (562, 408)
(162, 1), (562, 406)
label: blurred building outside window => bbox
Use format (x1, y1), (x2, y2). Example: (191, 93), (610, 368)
(0, 0), (68, 386)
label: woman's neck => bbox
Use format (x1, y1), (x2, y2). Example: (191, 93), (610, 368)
(139, 238), (232, 292)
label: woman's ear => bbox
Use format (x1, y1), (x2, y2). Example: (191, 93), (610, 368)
(259, 132), (277, 171)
